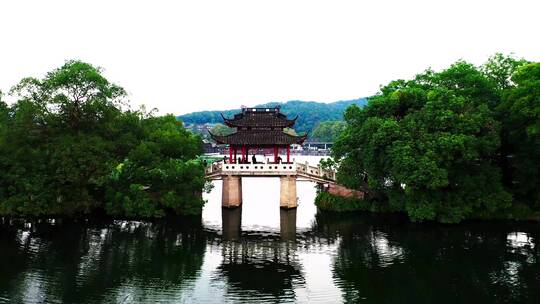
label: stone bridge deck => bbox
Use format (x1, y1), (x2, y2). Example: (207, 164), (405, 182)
(205, 161), (336, 184)
(204, 161), (364, 210)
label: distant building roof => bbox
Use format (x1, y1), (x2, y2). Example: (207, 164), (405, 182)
(222, 107), (298, 128)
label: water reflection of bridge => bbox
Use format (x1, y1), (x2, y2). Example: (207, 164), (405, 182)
(222, 207), (297, 241)
(218, 207), (304, 299)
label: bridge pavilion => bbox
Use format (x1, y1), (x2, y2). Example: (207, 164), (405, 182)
(209, 107), (307, 164)
(207, 107), (337, 210)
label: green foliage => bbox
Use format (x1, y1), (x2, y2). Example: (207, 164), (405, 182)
(178, 99), (367, 133)
(0, 61), (205, 218)
(210, 123), (234, 136)
(332, 58), (527, 223)
(105, 116), (205, 217)
(312, 121), (347, 141)
(319, 158), (337, 172)
(498, 62), (540, 209)
(500, 62), (540, 135)
(481, 53), (529, 91)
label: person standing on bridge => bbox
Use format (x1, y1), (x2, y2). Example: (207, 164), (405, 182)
(252, 154), (257, 164)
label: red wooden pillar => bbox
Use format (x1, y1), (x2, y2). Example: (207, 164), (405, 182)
(286, 145), (290, 163)
(234, 147), (237, 163)
(241, 146), (246, 163)
(229, 145), (233, 164)
(274, 146), (278, 163)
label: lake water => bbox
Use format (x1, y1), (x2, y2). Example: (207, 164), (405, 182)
(1, 156), (539, 303)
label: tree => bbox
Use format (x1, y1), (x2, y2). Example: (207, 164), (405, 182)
(500, 63), (540, 135)
(1, 61), (127, 215)
(312, 121), (347, 141)
(0, 92), (7, 144)
(498, 63), (540, 209)
(210, 123), (233, 136)
(0, 93), (9, 203)
(10, 60), (126, 131)
(481, 53), (529, 91)
(333, 61), (512, 223)
(0, 61), (205, 217)
(105, 115), (205, 217)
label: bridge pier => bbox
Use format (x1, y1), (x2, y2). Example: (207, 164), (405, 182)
(280, 176), (297, 209)
(222, 176), (243, 208)
(280, 208), (297, 240)
(222, 207), (242, 240)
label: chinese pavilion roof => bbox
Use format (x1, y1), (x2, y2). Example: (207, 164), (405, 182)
(222, 107), (298, 128)
(209, 107), (307, 146)
(209, 130), (307, 146)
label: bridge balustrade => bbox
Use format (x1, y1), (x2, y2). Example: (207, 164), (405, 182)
(205, 160), (336, 182)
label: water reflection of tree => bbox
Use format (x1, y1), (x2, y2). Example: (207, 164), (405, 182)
(313, 213), (540, 303)
(0, 218), (207, 303)
(0, 221), (29, 300)
(221, 207), (298, 242)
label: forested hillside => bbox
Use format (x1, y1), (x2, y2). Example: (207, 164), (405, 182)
(178, 98), (367, 133)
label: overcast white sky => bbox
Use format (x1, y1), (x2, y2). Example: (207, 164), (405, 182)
(1, 0), (539, 115)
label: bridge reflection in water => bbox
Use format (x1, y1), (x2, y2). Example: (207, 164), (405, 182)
(218, 207), (304, 300)
(221, 207), (297, 241)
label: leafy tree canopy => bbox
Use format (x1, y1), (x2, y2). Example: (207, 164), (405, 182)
(331, 57), (537, 223)
(497, 62), (540, 209)
(0, 61), (205, 218)
(210, 123), (234, 136)
(312, 121), (347, 141)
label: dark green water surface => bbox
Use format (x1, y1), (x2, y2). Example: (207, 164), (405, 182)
(1, 178), (539, 303)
